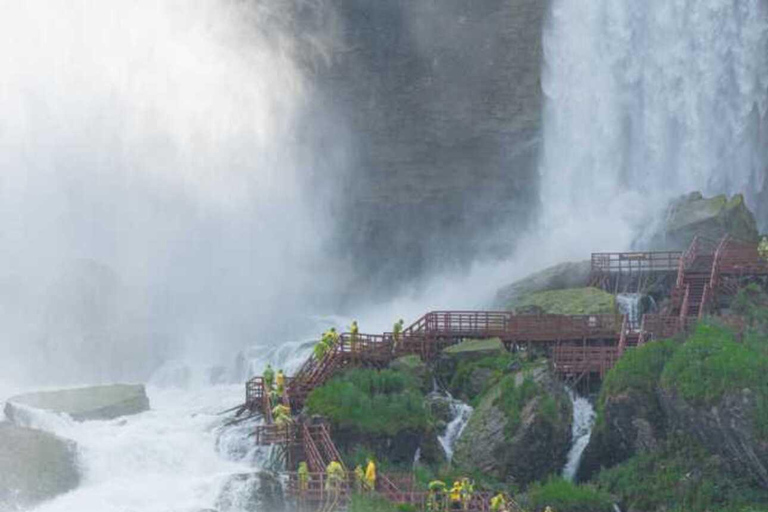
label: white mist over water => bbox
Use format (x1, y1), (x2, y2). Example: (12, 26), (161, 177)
(0, 0), (339, 385)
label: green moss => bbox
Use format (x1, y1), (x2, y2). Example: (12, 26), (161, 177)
(599, 340), (679, 409)
(597, 436), (768, 512)
(495, 374), (540, 437)
(348, 494), (409, 512)
(526, 478), (612, 512)
(511, 287), (616, 315)
(443, 338), (504, 354)
(305, 368), (429, 436)
(661, 323), (767, 404)
(449, 353), (515, 402)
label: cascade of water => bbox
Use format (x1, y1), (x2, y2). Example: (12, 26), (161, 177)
(616, 293), (643, 330)
(540, 0), (768, 240)
(562, 388), (596, 482)
(437, 397), (474, 462)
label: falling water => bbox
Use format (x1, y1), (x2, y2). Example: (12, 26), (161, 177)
(540, 0), (768, 243)
(438, 398), (474, 462)
(562, 388), (596, 482)
(616, 293), (643, 331)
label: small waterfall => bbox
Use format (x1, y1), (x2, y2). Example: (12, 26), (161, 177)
(562, 388), (596, 481)
(617, 293), (642, 331)
(438, 398), (473, 462)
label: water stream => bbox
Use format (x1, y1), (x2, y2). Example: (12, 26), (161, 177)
(437, 397), (474, 462)
(616, 293), (643, 331)
(562, 388), (596, 482)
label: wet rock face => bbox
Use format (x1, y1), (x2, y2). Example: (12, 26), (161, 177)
(453, 365), (571, 486)
(5, 384), (150, 422)
(323, 0), (547, 293)
(578, 390), (665, 482)
(660, 388), (768, 488)
(643, 192), (759, 250)
(0, 422), (80, 510)
(495, 261), (593, 309)
(215, 472), (285, 512)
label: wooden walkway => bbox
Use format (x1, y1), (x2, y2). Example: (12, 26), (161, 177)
(240, 233), (768, 512)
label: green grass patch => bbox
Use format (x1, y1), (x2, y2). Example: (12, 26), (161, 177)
(348, 494), (413, 512)
(443, 338), (504, 354)
(526, 477), (613, 512)
(661, 323), (768, 406)
(494, 374), (540, 437)
(597, 436), (768, 512)
(305, 368), (429, 436)
(512, 287), (616, 315)
(449, 353), (515, 402)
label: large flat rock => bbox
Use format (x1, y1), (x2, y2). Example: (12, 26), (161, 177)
(0, 422), (79, 510)
(5, 384), (149, 422)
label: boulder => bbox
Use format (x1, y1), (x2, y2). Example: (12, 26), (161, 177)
(659, 387), (768, 488)
(577, 390), (665, 481)
(453, 364), (571, 485)
(495, 261), (592, 309)
(643, 192), (759, 250)
(510, 287), (616, 316)
(5, 384), (150, 423)
(0, 422), (80, 509)
(215, 472), (285, 512)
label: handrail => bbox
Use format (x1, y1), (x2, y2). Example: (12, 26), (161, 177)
(618, 315), (628, 356)
(679, 284), (691, 320)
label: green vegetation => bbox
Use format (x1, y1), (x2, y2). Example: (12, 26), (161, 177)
(660, 323), (768, 415)
(526, 478), (612, 512)
(495, 374), (540, 436)
(512, 287), (616, 315)
(348, 494), (413, 512)
(597, 436), (768, 512)
(305, 369), (429, 436)
(442, 338), (504, 354)
(449, 352), (515, 402)
(599, 339), (679, 409)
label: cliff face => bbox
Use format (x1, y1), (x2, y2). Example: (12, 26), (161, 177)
(316, 0), (547, 291)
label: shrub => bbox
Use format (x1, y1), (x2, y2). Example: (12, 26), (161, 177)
(348, 494), (401, 512)
(450, 353), (514, 401)
(660, 322), (768, 409)
(495, 374), (540, 436)
(305, 369), (429, 436)
(597, 436), (768, 512)
(526, 477), (612, 512)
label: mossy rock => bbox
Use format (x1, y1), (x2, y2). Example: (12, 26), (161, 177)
(495, 261), (592, 309)
(442, 338), (505, 355)
(511, 287), (616, 315)
(390, 355), (430, 392)
(643, 192), (758, 250)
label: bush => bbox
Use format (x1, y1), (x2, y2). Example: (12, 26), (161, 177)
(526, 477), (612, 512)
(660, 323), (768, 407)
(495, 374), (540, 436)
(598, 339), (679, 417)
(348, 494), (402, 512)
(597, 436), (768, 512)
(449, 353), (514, 401)
(306, 369), (429, 436)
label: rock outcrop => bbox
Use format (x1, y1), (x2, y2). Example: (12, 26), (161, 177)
(643, 192), (759, 250)
(578, 390), (665, 482)
(5, 384), (150, 423)
(510, 287), (616, 316)
(453, 364), (571, 486)
(495, 261), (592, 309)
(0, 422), (80, 510)
(660, 388), (768, 488)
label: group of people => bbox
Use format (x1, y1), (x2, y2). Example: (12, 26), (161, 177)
(426, 478), (474, 512)
(295, 458), (377, 498)
(262, 364), (290, 426)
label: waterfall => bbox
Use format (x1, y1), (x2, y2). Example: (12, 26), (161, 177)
(437, 398), (474, 462)
(562, 388), (596, 482)
(540, 0), (768, 241)
(616, 293), (642, 331)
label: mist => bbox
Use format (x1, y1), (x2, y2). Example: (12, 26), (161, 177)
(0, 0), (344, 386)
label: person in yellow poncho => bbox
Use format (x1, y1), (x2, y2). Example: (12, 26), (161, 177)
(364, 458), (376, 491)
(325, 460), (345, 497)
(490, 493), (507, 512)
(297, 461), (309, 495)
(459, 478), (473, 511)
(427, 480), (447, 512)
(449, 481), (462, 511)
(275, 369), (285, 395)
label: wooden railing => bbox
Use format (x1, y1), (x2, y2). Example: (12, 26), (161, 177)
(406, 311), (514, 335)
(679, 284), (691, 321)
(591, 251), (682, 274)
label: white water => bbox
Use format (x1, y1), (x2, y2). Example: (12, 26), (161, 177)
(437, 398), (473, 462)
(14, 386), (261, 512)
(540, 0), (768, 242)
(617, 293), (642, 331)
(562, 389), (596, 482)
